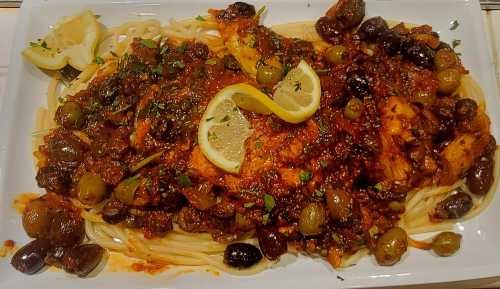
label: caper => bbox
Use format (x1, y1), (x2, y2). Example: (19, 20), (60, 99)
(325, 45), (347, 65)
(437, 68), (461, 94)
(431, 231), (461, 257)
(375, 227), (408, 266)
(256, 65), (282, 85)
(78, 173), (107, 205)
(299, 202), (326, 236)
(344, 98), (364, 120)
(22, 198), (52, 239)
(434, 49), (459, 71)
(55, 101), (84, 129)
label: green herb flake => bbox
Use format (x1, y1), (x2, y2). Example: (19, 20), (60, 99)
(205, 58), (218, 65)
(171, 60), (186, 69)
(374, 182), (383, 191)
(220, 115), (230, 122)
(451, 39), (461, 49)
(262, 213), (270, 225)
(160, 45), (169, 55)
(450, 20), (459, 31)
(110, 51), (118, 57)
(177, 42), (188, 53)
(294, 81), (302, 92)
(282, 63), (292, 76)
(95, 56), (105, 65)
(151, 64), (163, 75)
(195, 15), (205, 21)
(255, 6), (266, 18)
(263, 194), (276, 212)
(299, 170), (312, 183)
(243, 202), (255, 208)
(141, 39), (157, 49)
(29, 41), (49, 49)
(177, 174), (192, 187)
(206, 116), (215, 122)
(313, 189), (325, 198)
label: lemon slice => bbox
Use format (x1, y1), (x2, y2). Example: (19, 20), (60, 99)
(22, 10), (100, 71)
(198, 60), (321, 173)
(198, 89), (252, 174)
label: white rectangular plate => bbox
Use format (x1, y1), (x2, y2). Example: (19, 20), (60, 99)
(1, 0), (499, 288)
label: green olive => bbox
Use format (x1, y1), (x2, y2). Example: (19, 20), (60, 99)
(325, 188), (352, 221)
(78, 173), (107, 205)
(55, 101), (84, 129)
(113, 175), (141, 205)
(299, 202), (326, 236)
(434, 49), (459, 71)
(256, 65), (282, 85)
(325, 45), (347, 65)
(431, 231), (462, 257)
(22, 198), (52, 239)
(375, 227), (408, 266)
(437, 68), (461, 94)
(344, 98), (364, 120)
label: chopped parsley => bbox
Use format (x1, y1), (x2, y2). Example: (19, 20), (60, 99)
(299, 170), (312, 183)
(294, 81), (302, 92)
(177, 175), (192, 187)
(141, 39), (157, 49)
(206, 116), (215, 122)
(282, 63), (292, 76)
(451, 39), (461, 49)
(220, 115), (230, 122)
(450, 20), (459, 31)
(263, 194), (276, 212)
(374, 182), (383, 191)
(177, 42), (188, 53)
(151, 64), (163, 75)
(95, 56), (105, 65)
(205, 58), (218, 65)
(170, 60), (186, 69)
(313, 189), (325, 198)
(195, 15), (206, 21)
(243, 202), (255, 208)
(29, 41), (48, 49)
(131, 62), (147, 73)
(262, 213), (270, 225)
(255, 6), (266, 18)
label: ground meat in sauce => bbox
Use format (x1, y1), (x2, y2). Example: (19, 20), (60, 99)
(30, 1), (494, 268)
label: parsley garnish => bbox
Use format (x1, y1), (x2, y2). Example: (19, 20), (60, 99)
(450, 20), (459, 31)
(141, 39), (157, 49)
(220, 115), (230, 122)
(452, 39), (461, 49)
(282, 63), (292, 76)
(374, 182), (383, 191)
(205, 58), (218, 65)
(206, 116), (215, 122)
(95, 56), (105, 65)
(264, 194), (276, 212)
(262, 213), (270, 225)
(294, 81), (302, 92)
(151, 64), (163, 75)
(170, 60), (185, 69)
(313, 189), (325, 198)
(195, 15), (205, 21)
(177, 175), (192, 187)
(299, 170), (312, 182)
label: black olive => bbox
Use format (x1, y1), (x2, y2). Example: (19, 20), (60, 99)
(434, 189), (473, 219)
(191, 42), (209, 60)
(358, 16), (389, 41)
(315, 16), (344, 44)
(218, 2), (256, 21)
(467, 156), (494, 196)
(223, 54), (241, 71)
(333, 0), (366, 29)
(257, 228), (287, 260)
(224, 243), (263, 268)
(55, 102), (84, 129)
(62, 244), (105, 277)
(101, 199), (128, 224)
(49, 211), (85, 246)
(402, 41), (435, 69)
(36, 165), (71, 194)
(347, 71), (370, 98)
(483, 134), (497, 157)
(380, 31), (404, 56)
(47, 134), (85, 162)
(11, 239), (51, 275)
(455, 98), (478, 121)
(44, 246), (68, 268)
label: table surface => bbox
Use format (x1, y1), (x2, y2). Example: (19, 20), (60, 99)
(1, 6), (500, 289)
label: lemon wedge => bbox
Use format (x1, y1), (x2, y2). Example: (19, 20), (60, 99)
(22, 10), (100, 71)
(198, 60), (321, 173)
